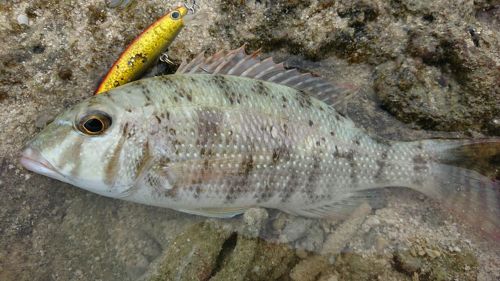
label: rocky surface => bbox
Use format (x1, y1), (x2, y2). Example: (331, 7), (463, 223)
(0, 0), (499, 280)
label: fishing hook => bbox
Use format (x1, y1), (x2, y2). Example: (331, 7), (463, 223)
(183, 0), (199, 14)
(160, 53), (175, 65)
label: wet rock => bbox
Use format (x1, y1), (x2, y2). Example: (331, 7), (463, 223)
(374, 236), (389, 252)
(244, 239), (298, 281)
(147, 221), (298, 281)
(394, 251), (423, 275)
(392, 247), (479, 281)
(279, 217), (313, 243)
(296, 223), (325, 252)
(334, 252), (406, 281)
(271, 212), (287, 231)
(290, 255), (330, 281)
(374, 24), (499, 133)
(317, 274), (339, 281)
(320, 203), (371, 256)
(148, 222), (233, 281)
(210, 234), (257, 281)
(241, 207), (268, 238)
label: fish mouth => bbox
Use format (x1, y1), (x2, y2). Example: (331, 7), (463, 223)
(20, 147), (66, 181)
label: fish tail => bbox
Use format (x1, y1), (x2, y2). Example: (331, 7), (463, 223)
(417, 138), (500, 241)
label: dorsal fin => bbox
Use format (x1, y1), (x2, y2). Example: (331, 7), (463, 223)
(176, 46), (357, 106)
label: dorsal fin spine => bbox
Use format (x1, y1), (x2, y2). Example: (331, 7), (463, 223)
(174, 45), (358, 106)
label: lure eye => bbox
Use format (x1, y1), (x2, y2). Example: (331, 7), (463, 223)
(171, 11), (181, 20)
(77, 112), (112, 136)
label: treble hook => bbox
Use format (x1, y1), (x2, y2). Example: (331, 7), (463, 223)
(160, 53), (174, 65)
(183, 0), (199, 14)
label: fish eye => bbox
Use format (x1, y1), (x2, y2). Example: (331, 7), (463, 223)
(171, 11), (181, 20)
(77, 112), (112, 136)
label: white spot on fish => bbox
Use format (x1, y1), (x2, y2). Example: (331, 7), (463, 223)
(270, 126), (278, 139)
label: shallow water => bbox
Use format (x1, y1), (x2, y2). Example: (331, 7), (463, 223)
(1, 1), (499, 280)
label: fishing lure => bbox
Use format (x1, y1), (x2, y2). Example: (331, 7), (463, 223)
(95, 3), (192, 94)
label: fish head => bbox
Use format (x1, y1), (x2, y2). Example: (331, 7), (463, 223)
(20, 92), (149, 198)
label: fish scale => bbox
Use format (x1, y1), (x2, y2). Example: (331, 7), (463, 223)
(119, 75), (399, 212)
(21, 47), (500, 240)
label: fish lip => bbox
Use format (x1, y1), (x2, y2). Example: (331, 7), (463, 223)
(20, 147), (65, 181)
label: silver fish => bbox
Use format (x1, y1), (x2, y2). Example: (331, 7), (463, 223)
(21, 47), (500, 239)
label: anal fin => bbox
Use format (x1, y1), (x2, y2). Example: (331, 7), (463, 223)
(176, 207), (248, 218)
(285, 189), (386, 219)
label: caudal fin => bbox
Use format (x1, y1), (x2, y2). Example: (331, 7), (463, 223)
(419, 138), (500, 241)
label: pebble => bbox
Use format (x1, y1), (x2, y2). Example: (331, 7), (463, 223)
(394, 251), (422, 274)
(242, 208), (269, 237)
(362, 216), (380, 232)
(320, 203), (371, 255)
(296, 223), (325, 252)
(271, 213), (287, 231)
(296, 248), (309, 259)
(290, 256), (329, 281)
(375, 236), (388, 252)
(318, 274), (339, 281)
(243, 208), (268, 228)
(17, 14), (29, 25)
(425, 249), (441, 259)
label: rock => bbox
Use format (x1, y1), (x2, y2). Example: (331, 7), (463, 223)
(271, 212), (287, 231)
(428, 266), (448, 281)
(361, 216), (380, 232)
(244, 239), (298, 281)
(320, 203), (371, 256)
(425, 249), (441, 260)
(317, 274), (339, 281)
(296, 223), (325, 252)
(394, 251), (423, 275)
(279, 217), (313, 243)
(242, 207), (269, 238)
(290, 256), (330, 281)
(393, 247), (479, 280)
(148, 222), (233, 281)
(16, 14), (29, 25)
(374, 236), (388, 252)
(210, 235), (258, 281)
(147, 221), (299, 281)
(295, 248), (309, 259)
(334, 252), (405, 281)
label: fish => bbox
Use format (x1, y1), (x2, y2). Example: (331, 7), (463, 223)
(21, 46), (500, 240)
(95, 4), (190, 94)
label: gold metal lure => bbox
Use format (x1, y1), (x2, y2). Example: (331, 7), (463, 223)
(95, 4), (189, 94)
